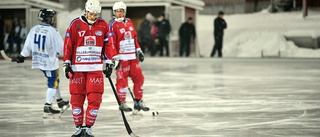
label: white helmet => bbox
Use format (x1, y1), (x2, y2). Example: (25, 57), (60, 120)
(85, 0), (101, 14)
(112, 1), (126, 16)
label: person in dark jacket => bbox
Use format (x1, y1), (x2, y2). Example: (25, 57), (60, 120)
(138, 13), (155, 55)
(156, 13), (171, 57)
(0, 14), (4, 51)
(179, 17), (196, 57)
(211, 11), (227, 58)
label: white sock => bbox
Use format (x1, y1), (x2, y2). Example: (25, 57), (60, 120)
(55, 87), (62, 100)
(46, 88), (57, 104)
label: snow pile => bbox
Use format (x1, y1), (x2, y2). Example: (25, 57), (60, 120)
(197, 11), (320, 58)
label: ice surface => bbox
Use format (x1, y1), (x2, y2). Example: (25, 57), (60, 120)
(1, 58), (320, 137)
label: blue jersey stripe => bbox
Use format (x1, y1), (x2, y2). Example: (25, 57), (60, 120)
(109, 20), (116, 30)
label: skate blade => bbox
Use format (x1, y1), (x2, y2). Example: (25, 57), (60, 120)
(141, 108), (150, 112)
(130, 110), (143, 116)
(60, 104), (70, 114)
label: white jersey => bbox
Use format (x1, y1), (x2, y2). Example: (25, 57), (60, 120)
(21, 24), (63, 70)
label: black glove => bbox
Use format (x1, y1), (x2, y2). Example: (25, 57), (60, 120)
(63, 63), (74, 79)
(136, 50), (144, 62)
(16, 55), (25, 63)
(103, 63), (114, 77)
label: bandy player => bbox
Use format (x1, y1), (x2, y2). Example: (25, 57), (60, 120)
(63, 0), (117, 136)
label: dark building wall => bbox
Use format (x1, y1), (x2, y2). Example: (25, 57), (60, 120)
(185, 7), (196, 21)
(0, 9), (25, 33)
(296, 0), (320, 8)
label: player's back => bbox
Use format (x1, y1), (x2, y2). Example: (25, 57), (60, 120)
(23, 24), (63, 70)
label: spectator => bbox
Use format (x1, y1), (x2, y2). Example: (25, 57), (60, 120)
(0, 14), (4, 51)
(6, 17), (18, 55)
(151, 21), (159, 55)
(13, 18), (22, 54)
(178, 17), (196, 57)
(19, 21), (27, 52)
(138, 13), (155, 56)
(156, 13), (171, 57)
(210, 11), (227, 58)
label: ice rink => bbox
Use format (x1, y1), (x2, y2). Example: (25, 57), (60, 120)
(1, 58), (320, 137)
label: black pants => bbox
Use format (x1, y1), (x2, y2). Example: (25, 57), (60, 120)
(179, 39), (191, 57)
(158, 36), (169, 57)
(140, 39), (155, 56)
(211, 35), (223, 57)
(0, 35), (4, 51)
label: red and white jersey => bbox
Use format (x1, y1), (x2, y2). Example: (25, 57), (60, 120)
(63, 16), (116, 72)
(108, 18), (141, 60)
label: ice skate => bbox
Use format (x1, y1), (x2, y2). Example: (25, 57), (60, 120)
(43, 104), (61, 118)
(71, 126), (84, 137)
(83, 126), (94, 137)
(134, 100), (150, 112)
(119, 102), (132, 112)
(58, 100), (70, 114)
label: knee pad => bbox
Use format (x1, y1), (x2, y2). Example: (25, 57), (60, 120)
(87, 92), (102, 107)
(132, 74), (144, 85)
(70, 94), (85, 106)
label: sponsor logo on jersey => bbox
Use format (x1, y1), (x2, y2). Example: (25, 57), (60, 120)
(35, 28), (40, 33)
(72, 108), (82, 115)
(32, 52), (49, 58)
(124, 31), (132, 40)
(76, 56), (101, 63)
(76, 24), (80, 30)
(95, 30), (102, 36)
(120, 28), (125, 33)
(76, 46), (102, 56)
(119, 88), (127, 93)
(76, 56), (82, 62)
(84, 36), (96, 46)
(41, 29), (48, 34)
(89, 109), (98, 116)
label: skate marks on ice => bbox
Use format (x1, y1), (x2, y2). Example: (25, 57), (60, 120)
(1, 59), (320, 136)
(138, 58), (320, 136)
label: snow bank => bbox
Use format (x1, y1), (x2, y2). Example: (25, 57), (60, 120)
(197, 11), (320, 58)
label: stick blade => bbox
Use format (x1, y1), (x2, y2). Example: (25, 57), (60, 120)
(130, 132), (139, 137)
(0, 50), (12, 61)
